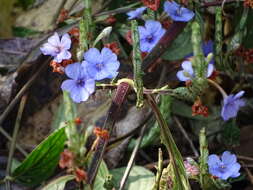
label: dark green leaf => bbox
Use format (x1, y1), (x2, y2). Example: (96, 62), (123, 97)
(12, 127), (67, 186)
(162, 23), (192, 61)
(12, 27), (39, 37)
(18, 0), (35, 9)
(162, 12), (204, 61)
(221, 121), (240, 146)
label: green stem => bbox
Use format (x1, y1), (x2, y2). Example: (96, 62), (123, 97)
(191, 21), (205, 78)
(215, 7), (222, 69)
(131, 20), (144, 108)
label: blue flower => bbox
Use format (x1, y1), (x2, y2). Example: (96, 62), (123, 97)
(221, 91), (245, 121)
(164, 1), (194, 22)
(61, 63), (95, 103)
(186, 40), (214, 64)
(127, 7), (146, 20)
(138, 20), (165, 53)
(208, 151), (241, 180)
(83, 47), (120, 80)
(40, 32), (71, 63)
(202, 40), (214, 56)
(176, 61), (214, 81)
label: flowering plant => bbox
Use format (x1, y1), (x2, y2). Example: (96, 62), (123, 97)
(2, 0), (252, 190)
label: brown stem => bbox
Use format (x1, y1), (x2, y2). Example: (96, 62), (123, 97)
(87, 81), (131, 184)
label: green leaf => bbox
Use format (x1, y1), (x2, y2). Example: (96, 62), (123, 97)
(242, 9), (253, 48)
(52, 91), (77, 131)
(162, 13), (204, 61)
(228, 7), (249, 51)
(110, 166), (155, 190)
(12, 127), (67, 186)
(12, 27), (39, 37)
(221, 121), (240, 146)
(84, 160), (110, 190)
(18, 0), (35, 9)
(162, 23), (192, 61)
(41, 175), (75, 190)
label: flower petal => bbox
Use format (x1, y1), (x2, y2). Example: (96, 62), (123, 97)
(127, 7), (146, 20)
(48, 32), (61, 46)
(221, 102), (237, 121)
(181, 61), (194, 75)
(176, 70), (190, 81)
(40, 43), (58, 56)
(140, 39), (151, 52)
(61, 33), (71, 50)
(85, 63), (99, 79)
(145, 20), (162, 34)
(221, 151), (237, 165)
(164, 1), (194, 22)
(207, 64), (214, 77)
(101, 47), (117, 62)
(105, 60), (120, 72)
(54, 50), (71, 63)
(70, 87), (89, 103)
(61, 79), (76, 92)
(234, 91), (245, 99)
(85, 79), (95, 94)
(65, 62), (82, 80)
(84, 48), (101, 64)
(202, 40), (214, 56)
(95, 68), (111, 80)
(164, 1), (180, 15)
(230, 163), (241, 178)
(179, 7), (195, 22)
(138, 26), (150, 40)
(208, 154), (221, 168)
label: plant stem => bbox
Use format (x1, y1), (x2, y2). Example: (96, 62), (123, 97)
(119, 124), (148, 190)
(5, 95), (28, 190)
(146, 94), (191, 190)
(173, 116), (199, 157)
(87, 81), (131, 184)
(131, 20), (144, 108)
(207, 79), (228, 98)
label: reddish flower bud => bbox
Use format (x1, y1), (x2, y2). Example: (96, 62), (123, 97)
(208, 70), (219, 80)
(244, 0), (253, 8)
(192, 99), (208, 117)
(68, 27), (80, 44)
(74, 117), (82, 125)
(57, 8), (69, 23)
(93, 127), (110, 141)
(141, 52), (148, 59)
(141, 0), (160, 11)
(125, 30), (133, 45)
(50, 60), (64, 74)
(185, 80), (192, 87)
(61, 59), (73, 67)
(50, 59), (73, 74)
(59, 149), (74, 169)
(75, 168), (87, 182)
(105, 15), (117, 25)
(105, 42), (120, 55)
(161, 19), (172, 30)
